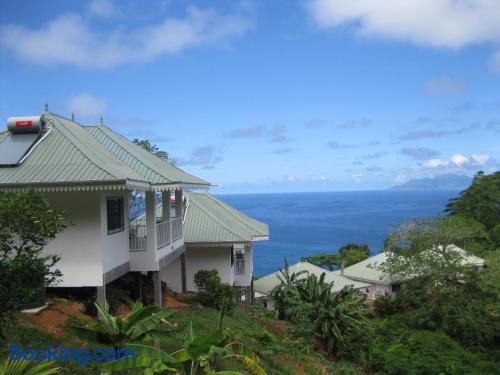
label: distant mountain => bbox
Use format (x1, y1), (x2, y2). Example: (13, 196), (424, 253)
(390, 174), (472, 191)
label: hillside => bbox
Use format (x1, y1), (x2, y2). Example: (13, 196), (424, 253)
(390, 174), (472, 190)
(4, 298), (334, 375)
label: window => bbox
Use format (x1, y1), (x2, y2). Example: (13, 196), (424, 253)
(107, 197), (124, 235)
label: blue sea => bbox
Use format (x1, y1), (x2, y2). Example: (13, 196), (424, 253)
(217, 190), (459, 276)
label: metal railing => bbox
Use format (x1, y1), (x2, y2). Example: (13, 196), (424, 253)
(235, 259), (245, 275)
(171, 217), (183, 241)
(129, 223), (147, 250)
(130, 218), (183, 251)
(156, 220), (170, 249)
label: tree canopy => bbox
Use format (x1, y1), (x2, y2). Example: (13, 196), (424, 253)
(0, 190), (66, 338)
(302, 243), (370, 271)
(132, 138), (175, 164)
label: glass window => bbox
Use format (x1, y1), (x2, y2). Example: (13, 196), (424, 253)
(107, 197), (124, 235)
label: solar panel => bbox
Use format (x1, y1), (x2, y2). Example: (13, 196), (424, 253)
(0, 132), (40, 166)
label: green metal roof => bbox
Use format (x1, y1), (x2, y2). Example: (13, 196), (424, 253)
(132, 192), (269, 244)
(254, 261), (370, 295)
(184, 192), (269, 244)
(0, 112), (209, 189)
(334, 244), (485, 285)
(84, 125), (208, 186)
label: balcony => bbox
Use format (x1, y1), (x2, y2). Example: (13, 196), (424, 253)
(129, 217), (182, 251)
(234, 259), (245, 275)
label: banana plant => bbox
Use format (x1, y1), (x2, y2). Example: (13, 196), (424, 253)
(102, 309), (266, 375)
(296, 272), (333, 305)
(70, 301), (174, 351)
(312, 286), (371, 354)
(0, 359), (60, 375)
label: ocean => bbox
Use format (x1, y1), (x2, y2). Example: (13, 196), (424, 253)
(217, 190), (459, 276)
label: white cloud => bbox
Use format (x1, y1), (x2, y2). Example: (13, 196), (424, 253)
(307, 0), (500, 49)
(394, 174), (408, 183)
(423, 158), (449, 168)
(287, 175), (298, 182)
(66, 93), (107, 118)
(0, 6), (251, 69)
(88, 0), (116, 18)
(425, 76), (468, 95)
(352, 173), (363, 183)
(422, 152), (491, 169)
(450, 153), (469, 165)
(471, 153), (489, 164)
(319, 175), (328, 181)
(489, 50), (500, 73)
(177, 145), (223, 167)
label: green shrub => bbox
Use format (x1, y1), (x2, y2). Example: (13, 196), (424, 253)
(193, 269), (235, 314)
(373, 294), (401, 317)
(369, 318), (498, 375)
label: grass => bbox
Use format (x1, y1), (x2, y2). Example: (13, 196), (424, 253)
(0, 301), (330, 375)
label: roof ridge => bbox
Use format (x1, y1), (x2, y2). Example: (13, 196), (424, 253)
(187, 194), (250, 241)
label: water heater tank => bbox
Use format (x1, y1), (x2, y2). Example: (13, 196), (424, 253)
(7, 115), (44, 134)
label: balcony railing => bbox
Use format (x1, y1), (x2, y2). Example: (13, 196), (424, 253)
(129, 223), (147, 251)
(156, 220), (170, 249)
(171, 217), (183, 241)
(129, 218), (181, 251)
(235, 259), (245, 275)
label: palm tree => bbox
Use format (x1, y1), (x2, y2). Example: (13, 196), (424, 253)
(0, 359), (60, 375)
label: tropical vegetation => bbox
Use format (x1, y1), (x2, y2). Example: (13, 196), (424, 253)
(0, 190), (65, 339)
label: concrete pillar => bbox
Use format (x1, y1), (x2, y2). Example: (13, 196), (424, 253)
(96, 285), (106, 319)
(161, 190), (170, 221)
(96, 286), (106, 306)
(152, 271), (162, 308)
(135, 272), (143, 302)
(146, 191), (157, 253)
(175, 189), (183, 219)
(181, 253), (187, 293)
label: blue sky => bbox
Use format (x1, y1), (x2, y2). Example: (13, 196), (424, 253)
(0, 0), (499, 193)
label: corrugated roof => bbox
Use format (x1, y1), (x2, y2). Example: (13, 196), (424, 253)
(184, 192), (269, 244)
(84, 125), (208, 186)
(253, 261), (370, 295)
(335, 244), (485, 285)
(131, 192), (269, 244)
(0, 112), (209, 189)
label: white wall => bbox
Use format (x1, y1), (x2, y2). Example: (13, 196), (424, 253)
(100, 191), (130, 273)
(360, 282), (392, 299)
(184, 246), (232, 292)
(44, 191), (103, 287)
(161, 255), (183, 292)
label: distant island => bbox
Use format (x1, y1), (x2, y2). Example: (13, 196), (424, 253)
(390, 174), (472, 190)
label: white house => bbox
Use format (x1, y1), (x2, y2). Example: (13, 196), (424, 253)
(254, 261), (370, 310)
(335, 245), (485, 299)
(133, 192), (269, 300)
(0, 112), (219, 307)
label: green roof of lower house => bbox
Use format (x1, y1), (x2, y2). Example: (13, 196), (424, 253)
(334, 244), (485, 285)
(132, 192), (269, 244)
(254, 261), (370, 295)
(0, 112), (209, 190)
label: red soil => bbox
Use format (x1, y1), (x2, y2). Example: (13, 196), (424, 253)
(26, 299), (91, 338)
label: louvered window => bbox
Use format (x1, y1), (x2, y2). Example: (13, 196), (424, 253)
(107, 197), (124, 235)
